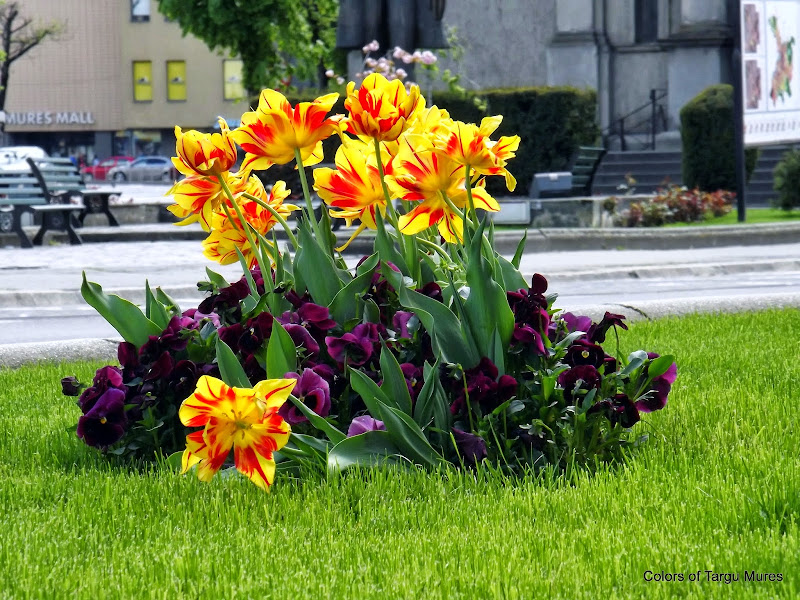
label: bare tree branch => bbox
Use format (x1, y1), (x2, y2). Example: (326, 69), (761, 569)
(0, 0), (61, 119)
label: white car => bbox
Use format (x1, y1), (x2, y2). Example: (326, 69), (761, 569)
(0, 146), (48, 171)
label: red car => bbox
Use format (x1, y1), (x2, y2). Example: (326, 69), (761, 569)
(81, 156), (135, 181)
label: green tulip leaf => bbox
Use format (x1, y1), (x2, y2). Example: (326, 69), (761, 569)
(295, 218), (344, 306)
(378, 340), (413, 415)
(266, 320), (297, 379)
(145, 280), (171, 331)
(215, 337), (251, 388)
(80, 272), (162, 348)
(327, 430), (402, 471)
(382, 264), (480, 368)
(288, 394), (346, 444)
(348, 368), (441, 467)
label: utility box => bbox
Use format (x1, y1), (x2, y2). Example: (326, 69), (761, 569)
(530, 172), (573, 198)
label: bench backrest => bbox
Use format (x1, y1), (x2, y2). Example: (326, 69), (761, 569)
(0, 170), (47, 205)
(27, 157), (86, 195)
(569, 146), (606, 195)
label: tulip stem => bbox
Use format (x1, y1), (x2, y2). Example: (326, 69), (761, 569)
(241, 192), (299, 250)
(464, 165), (478, 232)
(293, 149), (329, 253)
(219, 177), (267, 273)
(373, 138), (400, 231)
(415, 236), (455, 267)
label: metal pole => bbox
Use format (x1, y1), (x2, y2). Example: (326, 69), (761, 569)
(730, 0), (747, 222)
(650, 89), (657, 150)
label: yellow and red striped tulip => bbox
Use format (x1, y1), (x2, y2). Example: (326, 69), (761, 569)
(173, 117), (238, 178)
(344, 73), (424, 142)
(202, 179), (297, 267)
(435, 116), (520, 191)
(179, 375), (295, 491)
(386, 135), (499, 243)
(231, 90), (340, 174)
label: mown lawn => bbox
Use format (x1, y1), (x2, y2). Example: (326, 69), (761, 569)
(0, 309), (798, 599)
(667, 207), (800, 227)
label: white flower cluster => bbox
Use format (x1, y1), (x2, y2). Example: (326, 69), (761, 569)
(325, 40), (438, 88)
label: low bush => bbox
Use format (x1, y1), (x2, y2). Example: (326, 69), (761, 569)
(616, 185), (735, 227)
(772, 148), (800, 211)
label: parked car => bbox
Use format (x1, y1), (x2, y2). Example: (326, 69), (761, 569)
(81, 155), (134, 181)
(107, 155), (178, 182)
(0, 146), (49, 171)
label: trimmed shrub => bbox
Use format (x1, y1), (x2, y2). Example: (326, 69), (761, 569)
(773, 148), (800, 211)
(680, 84), (759, 191)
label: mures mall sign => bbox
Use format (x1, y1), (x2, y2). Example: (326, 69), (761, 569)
(3, 111), (95, 126)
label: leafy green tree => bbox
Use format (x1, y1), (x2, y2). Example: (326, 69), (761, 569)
(156, 0), (339, 94)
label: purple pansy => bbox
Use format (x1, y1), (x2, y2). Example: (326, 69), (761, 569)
(588, 393), (640, 428)
(565, 339), (605, 369)
(347, 415), (386, 437)
(557, 364), (602, 402)
(451, 428), (488, 466)
(76, 387), (128, 448)
(278, 368), (331, 425)
(588, 312), (628, 343)
(325, 323), (381, 366)
(636, 353), (678, 412)
(78, 366), (124, 413)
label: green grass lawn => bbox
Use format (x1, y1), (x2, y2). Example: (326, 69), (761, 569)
(667, 207), (800, 227)
(1, 309), (798, 599)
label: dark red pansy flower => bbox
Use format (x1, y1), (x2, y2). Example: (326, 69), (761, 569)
(76, 388), (128, 448)
(588, 311), (628, 343)
(565, 339), (605, 369)
(588, 393), (640, 428)
(78, 366), (124, 413)
(451, 428), (487, 466)
(557, 364), (602, 402)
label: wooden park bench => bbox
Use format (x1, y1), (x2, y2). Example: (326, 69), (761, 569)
(0, 168), (86, 247)
(26, 157), (122, 227)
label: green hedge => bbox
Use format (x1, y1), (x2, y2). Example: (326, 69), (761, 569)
(274, 86), (600, 197)
(680, 84), (758, 191)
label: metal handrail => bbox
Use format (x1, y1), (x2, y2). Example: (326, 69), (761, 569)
(603, 88), (668, 151)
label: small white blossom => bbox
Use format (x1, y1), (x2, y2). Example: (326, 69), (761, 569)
(325, 69), (335, 78)
(362, 39), (380, 53)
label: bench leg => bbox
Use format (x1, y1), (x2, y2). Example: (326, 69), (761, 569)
(33, 211), (83, 246)
(7, 208), (33, 249)
(105, 206), (119, 227)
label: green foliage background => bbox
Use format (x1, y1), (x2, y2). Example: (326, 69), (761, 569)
(155, 0), (340, 92)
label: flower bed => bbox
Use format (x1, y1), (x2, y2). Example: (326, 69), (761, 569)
(64, 74), (675, 491)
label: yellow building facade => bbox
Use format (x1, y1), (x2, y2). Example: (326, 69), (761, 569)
(5, 0), (247, 161)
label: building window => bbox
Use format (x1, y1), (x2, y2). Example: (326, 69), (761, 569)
(167, 61), (187, 101)
(223, 60), (245, 101)
(133, 61), (153, 102)
(131, 0), (150, 22)
(635, 0), (658, 43)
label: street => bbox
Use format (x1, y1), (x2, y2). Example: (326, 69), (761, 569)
(3, 240), (800, 344)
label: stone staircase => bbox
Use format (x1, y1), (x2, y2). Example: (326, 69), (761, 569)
(591, 146), (799, 206)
